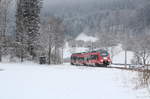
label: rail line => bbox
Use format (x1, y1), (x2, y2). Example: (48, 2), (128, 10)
(73, 64), (150, 72)
(108, 65), (150, 72)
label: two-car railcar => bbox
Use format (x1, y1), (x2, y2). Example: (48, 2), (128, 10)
(71, 50), (111, 67)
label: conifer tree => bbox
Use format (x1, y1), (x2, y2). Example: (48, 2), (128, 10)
(16, 0), (42, 61)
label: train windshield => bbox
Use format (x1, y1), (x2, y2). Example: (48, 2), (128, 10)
(99, 50), (109, 57)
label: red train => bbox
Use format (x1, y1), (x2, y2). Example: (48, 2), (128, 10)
(71, 50), (112, 67)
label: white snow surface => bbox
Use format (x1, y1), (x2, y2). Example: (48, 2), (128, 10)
(0, 63), (149, 99)
(112, 51), (134, 64)
(111, 44), (134, 64)
(76, 33), (98, 42)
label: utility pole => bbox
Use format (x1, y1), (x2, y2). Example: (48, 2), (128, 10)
(91, 41), (93, 51)
(0, 47), (1, 62)
(62, 47), (63, 64)
(125, 49), (127, 68)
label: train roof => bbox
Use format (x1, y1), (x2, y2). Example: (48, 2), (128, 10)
(71, 49), (109, 56)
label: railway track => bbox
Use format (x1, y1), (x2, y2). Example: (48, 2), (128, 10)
(108, 65), (150, 72)
(73, 64), (150, 72)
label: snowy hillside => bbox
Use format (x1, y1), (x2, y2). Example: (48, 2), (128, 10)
(0, 63), (149, 99)
(76, 33), (98, 42)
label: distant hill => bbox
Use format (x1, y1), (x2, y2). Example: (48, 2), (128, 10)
(42, 0), (150, 39)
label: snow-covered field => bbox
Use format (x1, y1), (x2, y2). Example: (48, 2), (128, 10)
(0, 63), (149, 99)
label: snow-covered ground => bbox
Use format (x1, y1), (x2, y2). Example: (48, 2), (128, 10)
(0, 63), (149, 99)
(112, 51), (134, 64)
(111, 44), (134, 64)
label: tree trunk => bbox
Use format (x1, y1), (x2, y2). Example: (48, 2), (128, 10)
(61, 47), (63, 64)
(54, 47), (57, 64)
(20, 46), (24, 62)
(143, 50), (146, 66)
(48, 45), (51, 64)
(125, 50), (127, 68)
(0, 47), (2, 62)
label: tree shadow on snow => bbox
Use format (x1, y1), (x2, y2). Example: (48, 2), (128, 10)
(0, 69), (4, 71)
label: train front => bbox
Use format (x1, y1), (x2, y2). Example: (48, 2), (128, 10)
(98, 50), (112, 66)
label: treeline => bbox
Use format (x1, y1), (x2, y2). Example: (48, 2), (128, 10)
(42, 0), (149, 37)
(0, 0), (65, 64)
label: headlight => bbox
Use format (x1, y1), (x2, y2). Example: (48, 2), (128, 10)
(100, 60), (103, 62)
(103, 57), (108, 60)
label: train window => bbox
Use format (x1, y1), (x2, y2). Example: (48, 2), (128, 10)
(100, 51), (109, 57)
(73, 56), (77, 61)
(84, 57), (88, 61)
(87, 56), (91, 61)
(90, 55), (98, 60)
(80, 57), (84, 61)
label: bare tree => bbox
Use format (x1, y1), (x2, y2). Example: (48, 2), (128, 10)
(40, 16), (65, 64)
(130, 35), (150, 67)
(39, 23), (55, 64)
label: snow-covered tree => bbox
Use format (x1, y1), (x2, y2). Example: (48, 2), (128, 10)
(16, 0), (42, 62)
(0, 0), (11, 62)
(129, 35), (150, 66)
(40, 16), (65, 64)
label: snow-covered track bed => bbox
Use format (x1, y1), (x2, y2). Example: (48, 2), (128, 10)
(109, 65), (150, 73)
(71, 64), (150, 73)
(0, 69), (4, 71)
